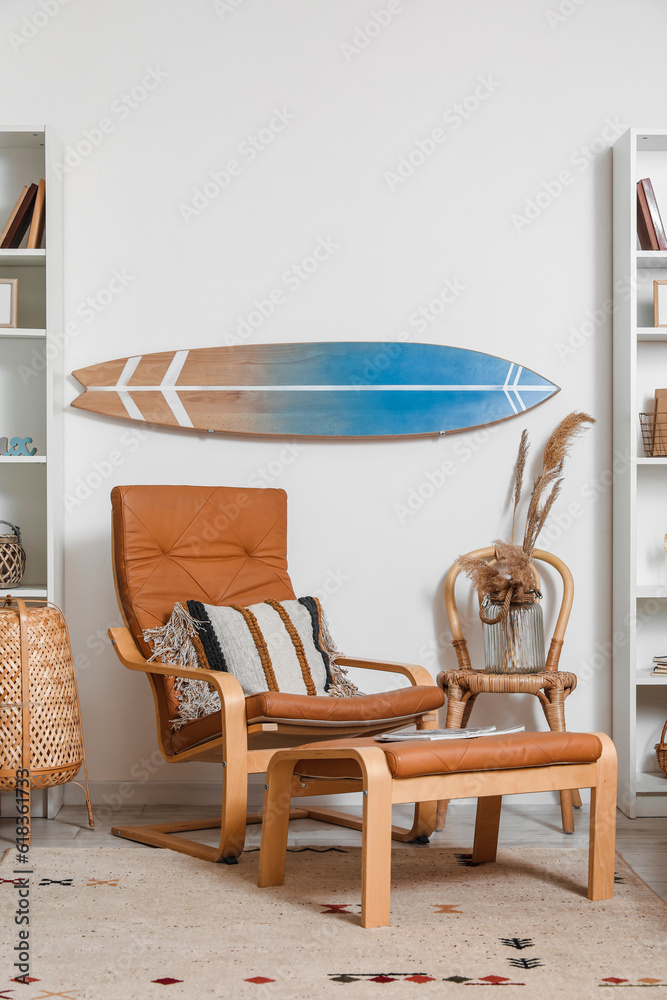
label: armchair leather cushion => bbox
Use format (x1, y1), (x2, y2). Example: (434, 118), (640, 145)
(166, 685), (445, 754)
(245, 686), (444, 726)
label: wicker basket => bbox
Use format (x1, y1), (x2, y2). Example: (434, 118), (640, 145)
(0, 597), (93, 827)
(639, 412), (667, 457)
(0, 520), (26, 588)
(655, 720), (667, 775)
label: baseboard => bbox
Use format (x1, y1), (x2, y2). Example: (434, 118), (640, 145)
(1, 786), (64, 818)
(67, 775), (363, 812)
(59, 778), (586, 814)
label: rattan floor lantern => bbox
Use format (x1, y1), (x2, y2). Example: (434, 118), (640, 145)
(0, 597), (94, 829)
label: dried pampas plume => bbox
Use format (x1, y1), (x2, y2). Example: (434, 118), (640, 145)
(459, 411), (595, 598)
(511, 429), (529, 544)
(522, 411), (594, 557)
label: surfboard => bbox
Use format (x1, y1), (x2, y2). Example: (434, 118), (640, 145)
(70, 342), (559, 438)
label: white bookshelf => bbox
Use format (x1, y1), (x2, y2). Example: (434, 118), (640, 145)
(0, 127), (64, 817)
(613, 128), (667, 817)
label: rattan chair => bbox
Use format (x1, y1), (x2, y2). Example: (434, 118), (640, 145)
(108, 485), (444, 863)
(436, 545), (581, 833)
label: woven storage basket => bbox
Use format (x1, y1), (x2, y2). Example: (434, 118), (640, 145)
(655, 720), (667, 776)
(0, 520), (26, 588)
(0, 598), (93, 827)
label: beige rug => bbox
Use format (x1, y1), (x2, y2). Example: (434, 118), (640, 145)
(1, 846), (665, 999)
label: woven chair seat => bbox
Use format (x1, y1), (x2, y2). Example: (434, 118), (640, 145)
(440, 668), (578, 696)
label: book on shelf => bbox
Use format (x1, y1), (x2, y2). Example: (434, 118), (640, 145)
(652, 389), (667, 456)
(651, 654), (667, 675)
(26, 179), (45, 250)
(0, 180), (45, 251)
(0, 185), (27, 245)
(637, 178), (667, 251)
(374, 724), (526, 742)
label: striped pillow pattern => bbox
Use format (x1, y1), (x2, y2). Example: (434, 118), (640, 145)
(143, 596), (337, 727)
(187, 597), (331, 697)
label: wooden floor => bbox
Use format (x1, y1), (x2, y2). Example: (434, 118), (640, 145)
(2, 801), (666, 903)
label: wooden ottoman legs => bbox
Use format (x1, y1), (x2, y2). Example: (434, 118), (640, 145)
(258, 746), (393, 928)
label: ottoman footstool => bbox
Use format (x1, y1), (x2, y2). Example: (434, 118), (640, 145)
(258, 730), (617, 928)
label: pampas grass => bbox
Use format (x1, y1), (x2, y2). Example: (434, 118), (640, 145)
(522, 411), (594, 557)
(511, 429), (529, 544)
(460, 412), (595, 597)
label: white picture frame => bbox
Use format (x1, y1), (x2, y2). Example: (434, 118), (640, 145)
(654, 280), (667, 328)
(0, 278), (18, 328)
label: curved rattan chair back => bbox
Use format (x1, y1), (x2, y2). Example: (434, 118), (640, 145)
(444, 546), (574, 673)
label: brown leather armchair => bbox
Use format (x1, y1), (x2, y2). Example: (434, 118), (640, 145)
(108, 485), (444, 862)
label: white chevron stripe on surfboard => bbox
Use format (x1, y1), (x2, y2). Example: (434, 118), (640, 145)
(158, 350), (193, 428)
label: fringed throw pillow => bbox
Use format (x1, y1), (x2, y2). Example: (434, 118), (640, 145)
(143, 596), (361, 728)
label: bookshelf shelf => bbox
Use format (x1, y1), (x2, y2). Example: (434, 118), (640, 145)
(636, 585), (667, 597)
(0, 249), (45, 267)
(0, 585), (47, 599)
(636, 771), (667, 794)
(637, 251), (667, 268)
(637, 328), (667, 342)
(0, 328), (45, 339)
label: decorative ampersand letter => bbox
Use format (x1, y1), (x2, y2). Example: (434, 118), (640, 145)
(2, 437), (38, 457)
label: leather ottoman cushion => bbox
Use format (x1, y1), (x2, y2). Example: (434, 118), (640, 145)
(291, 731), (603, 780)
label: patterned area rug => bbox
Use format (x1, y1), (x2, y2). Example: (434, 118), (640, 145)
(0, 846), (665, 999)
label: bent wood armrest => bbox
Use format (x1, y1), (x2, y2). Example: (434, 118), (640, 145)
(335, 655), (435, 688)
(108, 628), (249, 766)
(108, 626), (246, 703)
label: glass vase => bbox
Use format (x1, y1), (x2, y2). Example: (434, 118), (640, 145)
(482, 595), (546, 674)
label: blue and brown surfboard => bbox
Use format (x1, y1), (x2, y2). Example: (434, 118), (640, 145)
(71, 342), (559, 438)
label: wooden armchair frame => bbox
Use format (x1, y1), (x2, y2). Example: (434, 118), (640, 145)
(109, 628), (440, 862)
(436, 545), (582, 833)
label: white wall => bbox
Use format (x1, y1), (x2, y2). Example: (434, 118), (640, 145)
(0, 0), (660, 804)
